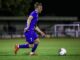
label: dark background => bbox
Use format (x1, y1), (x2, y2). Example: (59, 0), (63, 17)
(31, 0), (79, 16)
(0, 0), (79, 38)
(0, 0), (79, 17)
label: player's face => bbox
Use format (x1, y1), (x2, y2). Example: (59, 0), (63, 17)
(38, 5), (43, 13)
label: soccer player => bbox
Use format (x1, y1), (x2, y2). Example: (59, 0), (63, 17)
(14, 2), (45, 56)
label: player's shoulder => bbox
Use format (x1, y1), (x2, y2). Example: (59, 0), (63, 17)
(31, 10), (37, 14)
(30, 10), (38, 16)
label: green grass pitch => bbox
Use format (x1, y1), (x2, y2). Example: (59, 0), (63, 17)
(0, 37), (80, 60)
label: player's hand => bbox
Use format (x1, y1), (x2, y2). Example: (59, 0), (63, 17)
(24, 28), (28, 32)
(40, 32), (46, 38)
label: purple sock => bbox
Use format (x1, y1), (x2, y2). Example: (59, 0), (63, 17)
(19, 44), (29, 48)
(32, 44), (38, 52)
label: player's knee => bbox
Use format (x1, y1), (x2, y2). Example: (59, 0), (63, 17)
(34, 38), (40, 44)
(29, 44), (34, 48)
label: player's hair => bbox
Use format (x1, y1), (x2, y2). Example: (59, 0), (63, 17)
(34, 2), (42, 8)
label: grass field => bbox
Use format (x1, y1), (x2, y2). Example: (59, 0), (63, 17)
(0, 37), (80, 60)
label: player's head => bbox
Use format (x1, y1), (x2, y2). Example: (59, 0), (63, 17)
(34, 2), (43, 13)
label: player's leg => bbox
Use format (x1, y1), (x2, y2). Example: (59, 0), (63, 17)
(14, 43), (30, 55)
(15, 43), (35, 54)
(29, 31), (39, 55)
(14, 32), (32, 54)
(15, 38), (39, 55)
(14, 43), (34, 54)
(30, 38), (40, 55)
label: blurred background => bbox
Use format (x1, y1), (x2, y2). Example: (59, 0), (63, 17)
(0, 0), (79, 38)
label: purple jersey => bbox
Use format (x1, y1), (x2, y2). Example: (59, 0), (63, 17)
(26, 10), (38, 31)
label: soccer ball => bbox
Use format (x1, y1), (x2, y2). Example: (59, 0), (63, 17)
(59, 48), (67, 56)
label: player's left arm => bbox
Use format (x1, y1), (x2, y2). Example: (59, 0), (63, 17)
(35, 26), (45, 37)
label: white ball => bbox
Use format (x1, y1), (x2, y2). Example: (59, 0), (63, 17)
(59, 48), (67, 56)
(59, 51), (65, 55)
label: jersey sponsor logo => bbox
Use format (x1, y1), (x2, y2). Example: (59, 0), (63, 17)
(30, 38), (32, 41)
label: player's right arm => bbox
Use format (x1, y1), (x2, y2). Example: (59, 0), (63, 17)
(35, 26), (46, 37)
(24, 16), (33, 32)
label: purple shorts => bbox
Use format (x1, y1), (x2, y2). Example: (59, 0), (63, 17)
(24, 31), (38, 44)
